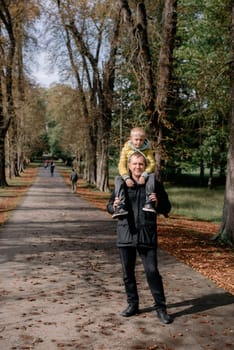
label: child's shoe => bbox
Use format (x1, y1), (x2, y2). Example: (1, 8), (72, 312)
(112, 205), (128, 219)
(142, 200), (156, 213)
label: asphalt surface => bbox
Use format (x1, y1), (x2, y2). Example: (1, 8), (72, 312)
(0, 165), (233, 350)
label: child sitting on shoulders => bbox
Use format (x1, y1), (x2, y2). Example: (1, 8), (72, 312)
(112, 127), (156, 218)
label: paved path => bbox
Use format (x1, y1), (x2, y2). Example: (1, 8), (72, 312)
(0, 166), (233, 350)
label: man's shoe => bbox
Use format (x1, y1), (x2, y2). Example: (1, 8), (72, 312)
(142, 201), (156, 213)
(121, 304), (139, 317)
(112, 206), (128, 219)
(156, 309), (173, 324)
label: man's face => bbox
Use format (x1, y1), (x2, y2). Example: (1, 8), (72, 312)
(128, 155), (146, 177)
(130, 132), (145, 148)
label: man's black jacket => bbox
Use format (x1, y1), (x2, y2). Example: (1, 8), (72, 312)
(107, 179), (171, 248)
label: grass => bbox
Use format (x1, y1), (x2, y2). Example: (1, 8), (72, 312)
(166, 185), (224, 223)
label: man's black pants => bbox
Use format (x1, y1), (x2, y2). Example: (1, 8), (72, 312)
(119, 246), (166, 310)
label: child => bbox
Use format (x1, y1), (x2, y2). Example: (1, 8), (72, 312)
(112, 127), (156, 218)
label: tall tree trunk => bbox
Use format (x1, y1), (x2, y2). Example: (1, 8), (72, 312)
(96, 13), (120, 191)
(0, 67), (8, 186)
(0, 1), (16, 186)
(154, 0), (177, 181)
(15, 26), (26, 175)
(0, 131), (7, 186)
(63, 25), (97, 184)
(96, 120), (109, 191)
(8, 118), (19, 178)
(217, 1), (234, 245)
(118, 0), (156, 119)
(86, 124), (97, 185)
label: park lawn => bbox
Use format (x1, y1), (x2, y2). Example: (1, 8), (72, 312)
(0, 164), (233, 296)
(167, 185), (224, 223)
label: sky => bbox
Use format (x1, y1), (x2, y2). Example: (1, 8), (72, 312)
(29, 6), (60, 88)
(31, 51), (60, 88)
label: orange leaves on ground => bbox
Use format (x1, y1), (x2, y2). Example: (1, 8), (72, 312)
(0, 166), (38, 224)
(157, 215), (233, 294)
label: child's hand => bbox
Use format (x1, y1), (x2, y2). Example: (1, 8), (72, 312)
(125, 178), (135, 187)
(138, 176), (145, 185)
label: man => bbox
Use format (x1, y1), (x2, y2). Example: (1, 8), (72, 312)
(70, 168), (78, 193)
(50, 161), (55, 176)
(107, 152), (173, 324)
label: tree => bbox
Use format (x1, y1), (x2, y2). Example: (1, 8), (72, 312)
(11, 0), (40, 174)
(217, 0), (234, 245)
(45, 0), (121, 191)
(117, 0), (156, 121)
(23, 86), (48, 160)
(169, 0), (230, 184)
(154, 0), (177, 181)
(0, 0), (41, 185)
(44, 84), (85, 162)
(117, 1), (177, 180)
(0, 0), (16, 186)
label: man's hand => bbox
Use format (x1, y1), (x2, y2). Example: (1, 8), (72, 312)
(138, 176), (145, 185)
(149, 193), (158, 208)
(113, 197), (120, 209)
(125, 178), (135, 187)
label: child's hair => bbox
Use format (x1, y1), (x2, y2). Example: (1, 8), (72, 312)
(130, 127), (146, 137)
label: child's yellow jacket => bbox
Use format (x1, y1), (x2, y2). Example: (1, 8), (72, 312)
(118, 139), (155, 180)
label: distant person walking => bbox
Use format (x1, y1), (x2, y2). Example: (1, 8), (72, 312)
(50, 161), (55, 176)
(70, 168), (78, 193)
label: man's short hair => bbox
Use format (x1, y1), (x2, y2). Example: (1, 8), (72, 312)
(128, 151), (147, 165)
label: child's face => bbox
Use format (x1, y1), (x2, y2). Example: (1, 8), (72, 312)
(130, 132), (145, 148)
